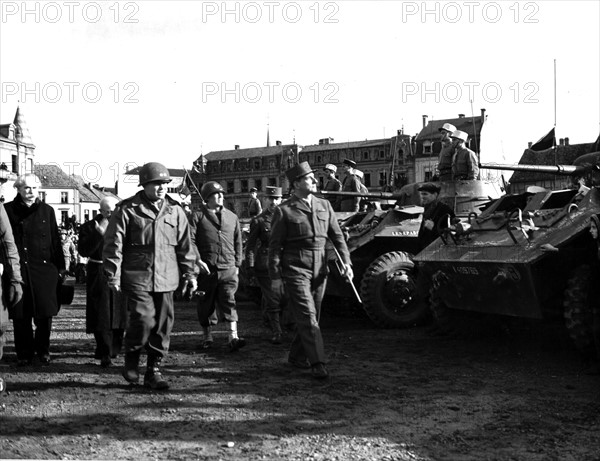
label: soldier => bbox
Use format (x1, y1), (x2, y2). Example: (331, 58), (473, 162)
(451, 130), (480, 180)
(247, 187), (262, 218)
(78, 196), (127, 368)
(0, 203), (24, 392)
(436, 123), (457, 181)
(322, 164), (342, 210)
(338, 159), (361, 212)
(269, 161), (352, 379)
(190, 181), (245, 352)
(5, 174), (66, 366)
(246, 186), (288, 344)
(103, 162), (199, 390)
(417, 182), (455, 252)
(354, 170), (369, 211)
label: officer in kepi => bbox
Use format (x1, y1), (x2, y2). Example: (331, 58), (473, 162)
(269, 161), (352, 380)
(103, 162), (199, 390)
(451, 130), (479, 180)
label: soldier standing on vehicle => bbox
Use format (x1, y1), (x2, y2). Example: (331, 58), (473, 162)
(78, 196), (127, 368)
(417, 182), (455, 252)
(103, 162), (199, 390)
(338, 159), (361, 212)
(451, 130), (479, 180)
(190, 181), (245, 352)
(246, 186), (287, 344)
(247, 187), (262, 218)
(323, 164), (342, 210)
(269, 161), (352, 379)
(436, 123), (456, 181)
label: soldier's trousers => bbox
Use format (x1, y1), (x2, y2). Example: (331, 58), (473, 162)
(283, 271), (328, 366)
(123, 290), (174, 357)
(197, 267), (239, 327)
(256, 273), (286, 334)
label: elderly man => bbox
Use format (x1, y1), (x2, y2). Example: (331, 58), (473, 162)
(78, 196), (127, 368)
(451, 130), (480, 180)
(103, 162), (198, 390)
(436, 123), (457, 181)
(322, 164), (342, 210)
(5, 174), (65, 366)
(269, 161), (352, 379)
(338, 159), (361, 212)
(417, 182), (455, 251)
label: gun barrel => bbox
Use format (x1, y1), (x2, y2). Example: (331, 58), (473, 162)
(319, 190), (398, 200)
(480, 163), (583, 176)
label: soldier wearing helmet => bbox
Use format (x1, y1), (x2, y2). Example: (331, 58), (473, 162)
(450, 130), (479, 180)
(103, 162), (200, 390)
(436, 123), (456, 181)
(190, 181), (245, 352)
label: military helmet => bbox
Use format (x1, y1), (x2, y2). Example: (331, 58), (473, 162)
(201, 181), (225, 199)
(138, 162), (171, 186)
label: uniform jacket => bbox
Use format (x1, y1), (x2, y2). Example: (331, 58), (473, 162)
(323, 177), (342, 209)
(0, 203), (23, 331)
(245, 207), (274, 273)
(418, 199), (455, 251)
(339, 174), (360, 212)
(452, 146), (479, 180)
(4, 195), (64, 318)
(79, 215), (126, 333)
(102, 191), (197, 293)
(437, 139), (454, 173)
(248, 196), (262, 218)
(268, 195), (351, 280)
(189, 205), (242, 270)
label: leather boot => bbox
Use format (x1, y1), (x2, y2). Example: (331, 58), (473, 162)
(122, 350), (141, 384)
(144, 355), (169, 390)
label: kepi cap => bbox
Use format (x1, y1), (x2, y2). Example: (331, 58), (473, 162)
(450, 130), (468, 143)
(418, 182), (441, 194)
(439, 123), (457, 133)
(285, 161), (317, 184)
(324, 163), (337, 173)
(343, 158), (357, 168)
(265, 186), (282, 198)
(250, 187), (258, 192)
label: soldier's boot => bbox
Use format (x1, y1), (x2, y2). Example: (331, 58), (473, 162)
(267, 312), (283, 344)
(122, 350), (141, 384)
(144, 355), (169, 390)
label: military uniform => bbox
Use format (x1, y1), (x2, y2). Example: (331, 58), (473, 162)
(269, 194), (350, 367)
(190, 203), (243, 329)
(339, 174), (361, 212)
(452, 146), (479, 180)
(418, 199), (455, 251)
(323, 176), (342, 210)
(246, 206), (286, 337)
(437, 139), (455, 181)
(103, 191), (197, 359)
(248, 196), (262, 218)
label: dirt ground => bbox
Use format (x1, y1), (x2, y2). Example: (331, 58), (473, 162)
(1, 281), (599, 461)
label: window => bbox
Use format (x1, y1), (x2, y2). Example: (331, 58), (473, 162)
(424, 171), (433, 181)
(92, 210), (98, 218)
(12, 154), (17, 173)
(268, 177), (277, 186)
(227, 181), (234, 193)
(241, 179), (248, 193)
(61, 210), (69, 225)
(364, 173), (371, 188)
(379, 150), (385, 159)
(379, 172), (387, 186)
(61, 192), (69, 204)
(84, 210), (90, 222)
(362, 151), (369, 161)
(38, 191), (46, 202)
(253, 160), (261, 170)
(317, 155), (322, 163)
(255, 179), (262, 192)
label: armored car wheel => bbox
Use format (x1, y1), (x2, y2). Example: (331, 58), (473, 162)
(359, 251), (428, 328)
(563, 264), (596, 354)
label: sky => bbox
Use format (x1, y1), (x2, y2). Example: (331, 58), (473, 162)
(1, 0), (599, 186)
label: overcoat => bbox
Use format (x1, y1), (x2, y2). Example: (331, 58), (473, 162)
(245, 207), (274, 274)
(4, 195), (64, 319)
(339, 174), (360, 212)
(78, 215), (127, 334)
(0, 203), (23, 332)
(102, 191), (197, 293)
(417, 199), (455, 251)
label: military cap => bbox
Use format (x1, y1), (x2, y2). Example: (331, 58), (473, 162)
(439, 123), (457, 133)
(265, 186), (282, 198)
(324, 163), (337, 173)
(250, 187), (258, 192)
(285, 161), (317, 184)
(343, 159), (357, 168)
(450, 130), (469, 143)
(418, 182), (441, 194)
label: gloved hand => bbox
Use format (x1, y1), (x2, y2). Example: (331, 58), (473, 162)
(181, 277), (198, 300)
(8, 282), (23, 308)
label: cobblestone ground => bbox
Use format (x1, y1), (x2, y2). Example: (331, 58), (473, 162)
(0, 281), (599, 460)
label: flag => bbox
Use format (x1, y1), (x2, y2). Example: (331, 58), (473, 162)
(530, 128), (555, 151)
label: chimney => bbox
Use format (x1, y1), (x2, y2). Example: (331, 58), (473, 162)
(234, 144), (239, 150)
(480, 108), (486, 124)
(422, 115), (428, 128)
(559, 138), (564, 146)
(528, 142), (533, 148)
(458, 114), (465, 118)
(276, 140), (282, 146)
(318, 138), (331, 145)
(564, 137), (569, 146)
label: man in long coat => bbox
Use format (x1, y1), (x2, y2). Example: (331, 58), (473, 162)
(337, 159), (361, 212)
(269, 162), (352, 379)
(78, 196), (127, 367)
(5, 174), (65, 366)
(322, 164), (342, 210)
